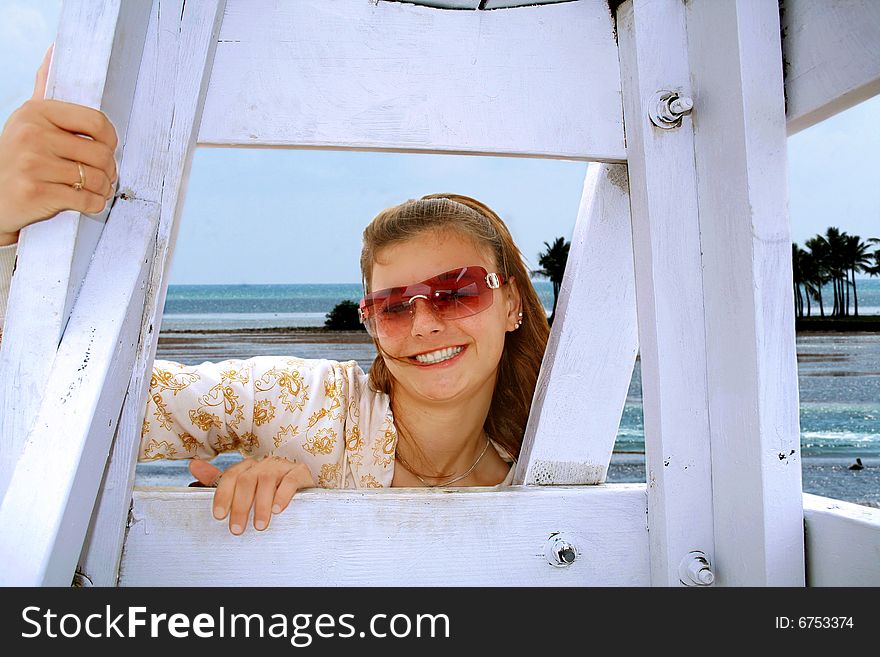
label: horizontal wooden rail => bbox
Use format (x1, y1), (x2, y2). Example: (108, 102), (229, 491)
(197, 0), (625, 160)
(120, 484), (650, 586)
(783, 0), (880, 134)
(803, 494), (880, 587)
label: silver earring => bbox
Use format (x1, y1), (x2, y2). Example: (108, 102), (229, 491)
(514, 311), (523, 330)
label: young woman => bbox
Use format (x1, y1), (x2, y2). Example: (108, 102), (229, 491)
(0, 52), (551, 536)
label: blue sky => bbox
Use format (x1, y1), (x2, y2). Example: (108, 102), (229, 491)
(2, 0), (878, 284)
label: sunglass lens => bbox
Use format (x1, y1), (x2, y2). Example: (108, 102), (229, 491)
(362, 266), (493, 338)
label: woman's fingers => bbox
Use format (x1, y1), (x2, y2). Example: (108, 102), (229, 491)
(272, 464), (316, 514)
(211, 457), (256, 521)
(45, 182), (110, 216)
(209, 456), (314, 535)
(227, 466), (260, 535)
(49, 130), (117, 185)
(37, 155), (113, 199)
(188, 458), (222, 486)
(39, 99), (118, 152)
(252, 457), (305, 531)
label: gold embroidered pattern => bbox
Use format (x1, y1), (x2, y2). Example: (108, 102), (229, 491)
(142, 439), (178, 460)
(360, 473), (383, 489)
(303, 427), (337, 456)
(273, 424), (301, 449)
(219, 365), (250, 384)
(151, 366), (199, 395)
(345, 424), (363, 454)
(238, 431), (260, 455)
(253, 399), (276, 426)
(255, 366), (310, 413)
(179, 432), (204, 453)
(189, 408), (221, 432)
(318, 463), (341, 488)
(372, 416), (397, 468)
(195, 383), (245, 430)
(151, 392), (173, 431)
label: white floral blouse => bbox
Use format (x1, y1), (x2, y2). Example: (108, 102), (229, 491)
(0, 243), (515, 490)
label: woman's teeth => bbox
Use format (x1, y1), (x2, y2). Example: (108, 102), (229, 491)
(414, 346), (464, 364)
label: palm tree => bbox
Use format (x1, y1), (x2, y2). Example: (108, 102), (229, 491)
(842, 234), (877, 316)
(822, 227), (848, 316)
(865, 238), (880, 278)
(531, 236), (570, 326)
(798, 247), (823, 317)
(803, 236), (831, 316)
(792, 244), (804, 317)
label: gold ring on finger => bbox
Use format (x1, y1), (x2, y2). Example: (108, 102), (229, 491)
(72, 161), (85, 191)
(209, 472), (223, 488)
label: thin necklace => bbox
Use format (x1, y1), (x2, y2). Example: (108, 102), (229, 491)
(395, 435), (492, 487)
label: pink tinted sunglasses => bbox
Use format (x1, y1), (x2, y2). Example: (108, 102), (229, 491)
(358, 265), (508, 338)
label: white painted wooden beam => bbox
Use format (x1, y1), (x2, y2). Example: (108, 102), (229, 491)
(197, 0), (625, 160)
(783, 0), (880, 134)
(0, 199), (158, 586)
(484, 0), (575, 8)
(120, 485), (649, 586)
(803, 494), (880, 586)
(78, 0), (227, 587)
(616, 0), (716, 587)
(0, 0), (152, 501)
(515, 163), (637, 485)
(685, 0), (804, 585)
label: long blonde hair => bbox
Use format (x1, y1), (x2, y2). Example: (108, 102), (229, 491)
(359, 194), (550, 468)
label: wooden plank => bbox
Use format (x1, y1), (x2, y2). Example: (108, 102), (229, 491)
(684, 0), (804, 585)
(0, 0), (151, 501)
(78, 0), (227, 587)
(484, 1), (575, 8)
(119, 485), (649, 586)
(392, 1), (481, 8)
(783, 0), (880, 134)
(0, 199), (158, 586)
(196, 0), (625, 160)
(803, 494), (880, 586)
(514, 163), (637, 485)
(616, 0), (716, 587)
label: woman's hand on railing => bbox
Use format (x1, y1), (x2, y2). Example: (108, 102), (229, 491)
(188, 456), (317, 535)
(0, 45), (118, 246)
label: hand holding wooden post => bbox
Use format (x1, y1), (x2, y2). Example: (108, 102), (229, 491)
(0, 45), (118, 246)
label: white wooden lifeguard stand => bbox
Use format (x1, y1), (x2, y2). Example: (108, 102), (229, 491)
(1, 0), (878, 587)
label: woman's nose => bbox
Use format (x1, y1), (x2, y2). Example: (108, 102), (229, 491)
(409, 298), (444, 335)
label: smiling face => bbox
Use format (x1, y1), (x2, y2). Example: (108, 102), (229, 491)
(370, 229), (521, 404)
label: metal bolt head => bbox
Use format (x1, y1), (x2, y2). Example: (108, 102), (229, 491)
(649, 90), (694, 129)
(678, 550), (715, 586)
(545, 533), (579, 568)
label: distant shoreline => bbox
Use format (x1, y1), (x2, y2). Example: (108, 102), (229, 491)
(158, 316), (880, 337)
(795, 316), (880, 332)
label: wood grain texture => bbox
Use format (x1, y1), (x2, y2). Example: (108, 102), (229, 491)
(197, 0), (624, 160)
(0, 199), (158, 586)
(514, 163), (637, 485)
(0, 0), (151, 501)
(685, 0), (804, 585)
(783, 0), (880, 134)
(78, 0), (227, 587)
(616, 0), (716, 587)
(803, 494), (880, 586)
(119, 484), (649, 586)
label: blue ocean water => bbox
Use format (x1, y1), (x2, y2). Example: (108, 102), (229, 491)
(159, 279), (880, 459)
